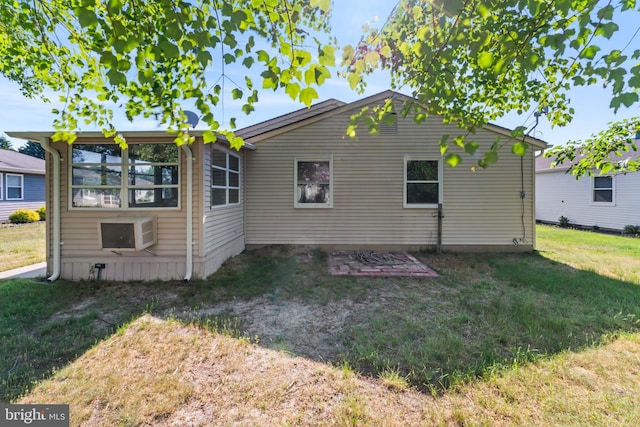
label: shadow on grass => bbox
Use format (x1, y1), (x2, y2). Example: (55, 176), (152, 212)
(2, 248), (640, 401)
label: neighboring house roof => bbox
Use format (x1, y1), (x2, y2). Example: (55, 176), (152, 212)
(236, 90), (550, 150)
(0, 149), (45, 175)
(536, 148), (639, 174)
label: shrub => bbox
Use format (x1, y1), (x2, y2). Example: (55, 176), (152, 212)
(8, 209), (41, 224)
(558, 216), (570, 228)
(622, 225), (640, 236)
(592, 225), (600, 231)
(36, 206), (46, 221)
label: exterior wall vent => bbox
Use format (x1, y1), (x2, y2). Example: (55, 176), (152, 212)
(379, 113), (398, 135)
(98, 216), (156, 251)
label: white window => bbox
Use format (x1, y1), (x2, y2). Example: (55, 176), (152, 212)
(404, 157), (441, 208)
(6, 174), (24, 200)
(294, 158), (332, 208)
(592, 176), (614, 205)
(70, 143), (179, 209)
(0, 174), (3, 200)
(211, 148), (240, 207)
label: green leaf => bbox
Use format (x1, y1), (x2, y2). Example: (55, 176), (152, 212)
(439, 134), (450, 155)
(242, 56), (255, 68)
(106, 69), (126, 86)
(594, 22), (619, 39)
(477, 52), (494, 69)
(580, 45), (600, 59)
(444, 153), (462, 167)
(347, 73), (361, 90)
(596, 5), (614, 20)
(310, 0), (331, 11)
(231, 88), (243, 100)
(464, 141), (479, 155)
(299, 87), (318, 107)
(285, 82), (300, 100)
(75, 8), (98, 28)
(511, 141), (527, 156)
(318, 45), (336, 66)
(483, 151), (499, 166)
(202, 130), (216, 143)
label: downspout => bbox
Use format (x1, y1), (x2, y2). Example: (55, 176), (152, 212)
(39, 137), (61, 281)
(180, 144), (194, 281)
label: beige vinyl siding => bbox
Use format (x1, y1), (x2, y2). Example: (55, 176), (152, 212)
(53, 139), (195, 281)
(200, 143), (245, 278)
(245, 103), (536, 250)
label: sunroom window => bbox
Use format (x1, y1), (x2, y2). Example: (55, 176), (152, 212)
(211, 148), (240, 207)
(70, 143), (179, 209)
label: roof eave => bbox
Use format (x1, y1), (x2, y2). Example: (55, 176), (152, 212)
(6, 131), (256, 151)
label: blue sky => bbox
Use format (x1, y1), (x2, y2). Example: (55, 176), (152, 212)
(1, 1), (638, 150)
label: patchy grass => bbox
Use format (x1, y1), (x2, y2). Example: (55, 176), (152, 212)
(0, 222), (45, 272)
(18, 316), (640, 426)
(536, 224), (640, 283)
(3, 225), (640, 425)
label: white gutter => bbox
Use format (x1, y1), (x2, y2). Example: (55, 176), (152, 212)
(180, 144), (194, 281)
(39, 137), (61, 281)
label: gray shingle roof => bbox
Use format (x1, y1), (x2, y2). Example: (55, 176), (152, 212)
(0, 149), (45, 174)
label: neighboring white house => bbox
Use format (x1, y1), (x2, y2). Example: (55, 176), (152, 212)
(536, 148), (640, 231)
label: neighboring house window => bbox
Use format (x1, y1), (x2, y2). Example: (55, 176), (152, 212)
(211, 148), (240, 207)
(0, 174), (3, 200)
(295, 158), (332, 208)
(6, 174), (24, 200)
(70, 143), (179, 209)
(404, 158), (441, 207)
(592, 176), (614, 204)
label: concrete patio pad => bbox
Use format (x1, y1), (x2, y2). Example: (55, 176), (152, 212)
(328, 251), (438, 277)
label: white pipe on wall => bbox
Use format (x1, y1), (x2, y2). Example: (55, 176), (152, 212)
(180, 144), (194, 281)
(39, 137), (61, 281)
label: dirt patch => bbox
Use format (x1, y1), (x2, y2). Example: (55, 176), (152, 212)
(186, 296), (374, 362)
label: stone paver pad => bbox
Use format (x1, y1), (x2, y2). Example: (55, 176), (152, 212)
(328, 250), (438, 277)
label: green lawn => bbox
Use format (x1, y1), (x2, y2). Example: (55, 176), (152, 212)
(0, 222), (46, 272)
(2, 224), (640, 424)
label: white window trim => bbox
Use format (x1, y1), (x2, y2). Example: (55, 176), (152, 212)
(6, 173), (24, 201)
(68, 143), (181, 210)
(403, 156), (442, 208)
(0, 173), (3, 200)
(211, 146), (241, 208)
(591, 175), (615, 206)
(294, 156), (333, 208)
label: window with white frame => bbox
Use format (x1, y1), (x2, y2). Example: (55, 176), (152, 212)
(211, 148), (240, 206)
(70, 143), (179, 209)
(6, 174), (24, 200)
(0, 174), (3, 200)
(592, 176), (614, 204)
(404, 158), (441, 207)
(295, 158), (332, 208)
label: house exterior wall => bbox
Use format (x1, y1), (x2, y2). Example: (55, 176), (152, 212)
(43, 138), (246, 281)
(245, 104), (536, 251)
(199, 143), (245, 278)
(536, 169), (640, 231)
(0, 173), (45, 221)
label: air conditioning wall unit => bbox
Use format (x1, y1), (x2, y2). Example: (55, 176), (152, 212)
(98, 216), (157, 251)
